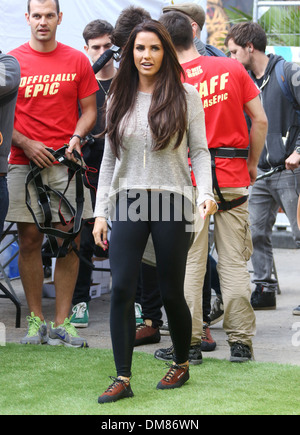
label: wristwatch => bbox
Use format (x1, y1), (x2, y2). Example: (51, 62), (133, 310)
(295, 146), (300, 155)
(70, 134), (84, 145)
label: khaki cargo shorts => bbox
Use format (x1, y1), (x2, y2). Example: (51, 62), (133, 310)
(6, 164), (93, 224)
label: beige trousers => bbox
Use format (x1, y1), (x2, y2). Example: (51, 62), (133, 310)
(184, 187), (256, 348)
(184, 208), (209, 345)
(214, 188), (256, 348)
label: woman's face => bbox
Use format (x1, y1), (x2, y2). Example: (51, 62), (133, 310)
(133, 31), (164, 81)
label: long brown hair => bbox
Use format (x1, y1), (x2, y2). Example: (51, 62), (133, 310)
(106, 19), (188, 159)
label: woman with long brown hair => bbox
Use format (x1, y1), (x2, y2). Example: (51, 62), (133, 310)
(93, 19), (216, 404)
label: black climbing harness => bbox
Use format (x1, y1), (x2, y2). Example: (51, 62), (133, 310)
(210, 147), (249, 212)
(25, 145), (87, 258)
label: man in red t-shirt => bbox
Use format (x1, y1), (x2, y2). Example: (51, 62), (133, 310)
(6, 0), (98, 347)
(159, 11), (268, 362)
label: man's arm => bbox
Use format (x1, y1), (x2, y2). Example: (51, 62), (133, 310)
(12, 93), (97, 167)
(66, 93), (97, 161)
(0, 54), (20, 99)
(3, 55), (55, 168)
(285, 150), (300, 170)
(285, 62), (300, 170)
(12, 129), (55, 168)
(244, 95), (268, 185)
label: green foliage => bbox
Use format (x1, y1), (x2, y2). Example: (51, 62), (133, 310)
(224, 6), (252, 24)
(225, 5), (300, 47)
(261, 6), (300, 46)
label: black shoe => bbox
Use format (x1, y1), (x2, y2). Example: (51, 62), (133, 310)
(154, 344), (174, 362)
(230, 342), (253, 363)
(154, 344), (202, 365)
(293, 305), (300, 316)
(160, 321), (170, 336)
(188, 344), (203, 365)
(251, 284), (276, 310)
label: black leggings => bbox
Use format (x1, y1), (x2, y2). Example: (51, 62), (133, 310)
(109, 191), (193, 377)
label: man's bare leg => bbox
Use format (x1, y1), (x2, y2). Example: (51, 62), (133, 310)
(53, 225), (81, 327)
(18, 222), (45, 320)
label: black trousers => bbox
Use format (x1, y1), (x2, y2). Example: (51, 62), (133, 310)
(138, 253), (221, 328)
(72, 219), (94, 305)
(0, 176), (8, 239)
(140, 262), (163, 328)
(72, 181), (108, 305)
(109, 191), (192, 377)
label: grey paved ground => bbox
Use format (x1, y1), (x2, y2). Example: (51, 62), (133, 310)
(1, 247), (300, 366)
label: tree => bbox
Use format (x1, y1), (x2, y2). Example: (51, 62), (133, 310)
(225, 4), (300, 47)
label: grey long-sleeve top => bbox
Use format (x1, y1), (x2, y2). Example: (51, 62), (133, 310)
(94, 83), (213, 219)
(0, 54), (20, 173)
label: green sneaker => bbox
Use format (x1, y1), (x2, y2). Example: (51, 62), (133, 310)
(70, 302), (89, 328)
(135, 303), (143, 324)
(48, 317), (89, 348)
(21, 312), (48, 345)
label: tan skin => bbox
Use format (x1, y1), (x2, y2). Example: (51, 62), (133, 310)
(14, 0), (97, 326)
(84, 34), (116, 81)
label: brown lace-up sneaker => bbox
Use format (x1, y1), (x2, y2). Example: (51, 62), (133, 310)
(156, 363), (189, 390)
(134, 323), (161, 346)
(201, 323), (217, 352)
(98, 377), (134, 404)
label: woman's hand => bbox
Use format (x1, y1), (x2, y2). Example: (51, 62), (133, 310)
(93, 217), (108, 251)
(199, 200), (218, 220)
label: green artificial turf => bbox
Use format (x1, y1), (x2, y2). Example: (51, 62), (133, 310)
(0, 344), (299, 415)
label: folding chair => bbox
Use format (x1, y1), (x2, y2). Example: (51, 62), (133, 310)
(0, 223), (21, 327)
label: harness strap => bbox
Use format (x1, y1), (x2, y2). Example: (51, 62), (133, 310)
(25, 145), (86, 258)
(210, 147), (249, 159)
(210, 147), (249, 212)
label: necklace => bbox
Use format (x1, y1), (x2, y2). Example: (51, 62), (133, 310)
(136, 95), (150, 169)
(97, 79), (110, 99)
(96, 68), (117, 98)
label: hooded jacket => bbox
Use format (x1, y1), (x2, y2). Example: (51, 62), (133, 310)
(0, 53), (20, 174)
(249, 54), (300, 170)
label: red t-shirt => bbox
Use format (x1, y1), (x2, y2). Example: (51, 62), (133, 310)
(8, 42), (99, 165)
(182, 56), (260, 187)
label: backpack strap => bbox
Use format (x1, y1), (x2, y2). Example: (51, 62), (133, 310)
(275, 59), (300, 124)
(205, 44), (226, 58)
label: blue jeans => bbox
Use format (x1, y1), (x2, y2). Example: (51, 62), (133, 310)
(249, 168), (300, 288)
(0, 176), (9, 239)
